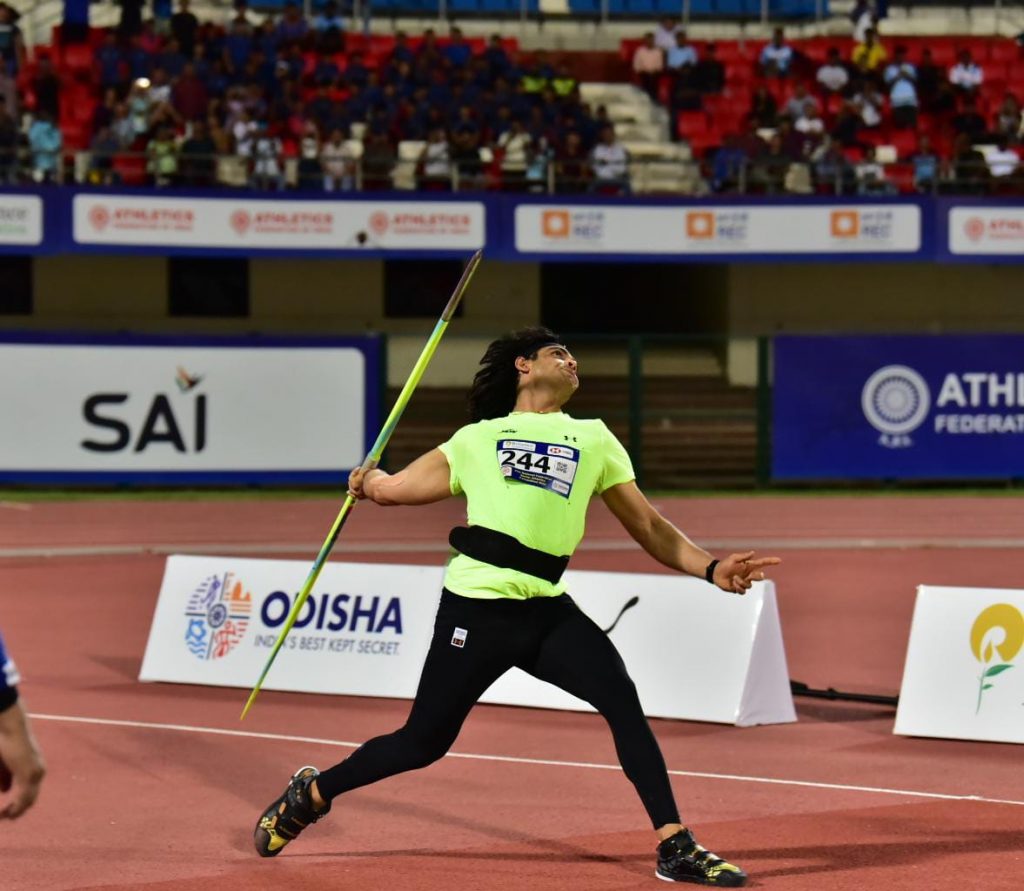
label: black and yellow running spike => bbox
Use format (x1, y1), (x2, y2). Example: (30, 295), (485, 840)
(254, 766), (330, 858)
(655, 828), (747, 886)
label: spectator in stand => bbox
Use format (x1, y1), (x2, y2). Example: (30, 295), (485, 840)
(832, 101), (864, 147)
(28, 111), (62, 183)
(110, 101), (135, 147)
(852, 82), (884, 129)
(0, 3), (26, 75)
(794, 106), (826, 140)
(173, 62), (209, 122)
(444, 27), (473, 70)
(293, 120), (320, 190)
(749, 85), (778, 127)
(96, 30), (126, 90)
(148, 67), (173, 107)
(883, 45), (915, 88)
(737, 115), (767, 162)
(995, 93), (1022, 143)
(498, 118), (532, 190)
(179, 118), (217, 185)
(171, 0), (198, 58)
(694, 43), (724, 94)
(91, 86), (118, 133)
(0, 64), (14, 119)
(127, 34), (153, 81)
(88, 125), (121, 184)
(953, 94), (988, 142)
(32, 57), (60, 121)
(361, 129), (395, 190)
(632, 33), (664, 101)
(451, 124), (483, 189)
(784, 83), (818, 121)
(759, 28), (793, 78)
(852, 28), (887, 79)
(779, 114), (816, 158)
(915, 47), (946, 111)
(816, 47), (850, 96)
(752, 132), (794, 193)
(313, 1), (345, 53)
(910, 134), (939, 192)
(484, 34), (511, 79)
(275, 2), (309, 49)
(418, 126), (452, 189)
(654, 16), (682, 53)
(554, 129), (589, 193)
(0, 95), (17, 182)
(949, 49), (984, 94)
(951, 131), (988, 193)
(156, 38), (187, 78)
(146, 124), (178, 186)
(551, 65), (577, 99)
(814, 142), (855, 193)
(986, 135), (1019, 179)
(711, 133), (746, 192)
(856, 145), (895, 194)
(228, 0), (257, 31)
(850, 0), (875, 43)
(666, 31), (698, 73)
(251, 122), (284, 190)
(589, 124), (629, 194)
(223, 18), (254, 76)
(889, 70), (918, 129)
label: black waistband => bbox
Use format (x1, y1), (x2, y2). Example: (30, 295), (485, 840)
(448, 526), (570, 585)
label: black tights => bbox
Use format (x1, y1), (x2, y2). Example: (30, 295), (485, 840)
(316, 589), (680, 828)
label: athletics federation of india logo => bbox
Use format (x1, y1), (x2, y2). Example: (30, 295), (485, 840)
(861, 365), (930, 448)
(184, 573), (252, 660)
(970, 604), (1024, 714)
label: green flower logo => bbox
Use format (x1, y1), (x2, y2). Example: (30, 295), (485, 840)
(969, 604), (1024, 714)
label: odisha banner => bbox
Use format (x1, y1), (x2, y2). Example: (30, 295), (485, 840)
(773, 335), (1024, 479)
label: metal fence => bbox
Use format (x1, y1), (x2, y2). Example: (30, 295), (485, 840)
(13, 149), (1021, 197)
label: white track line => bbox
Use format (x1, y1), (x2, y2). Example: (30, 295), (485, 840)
(29, 712), (1024, 808)
(6, 537), (1024, 560)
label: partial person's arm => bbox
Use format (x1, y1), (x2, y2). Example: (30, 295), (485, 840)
(0, 699), (46, 819)
(347, 448), (453, 506)
(601, 481), (780, 595)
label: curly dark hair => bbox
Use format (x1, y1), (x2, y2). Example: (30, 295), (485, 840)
(467, 326), (563, 422)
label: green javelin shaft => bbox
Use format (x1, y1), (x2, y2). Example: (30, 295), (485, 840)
(241, 249), (483, 720)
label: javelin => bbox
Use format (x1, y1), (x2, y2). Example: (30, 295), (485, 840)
(241, 248), (483, 720)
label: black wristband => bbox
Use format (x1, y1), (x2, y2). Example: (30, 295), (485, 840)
(704, 559), (720, 584)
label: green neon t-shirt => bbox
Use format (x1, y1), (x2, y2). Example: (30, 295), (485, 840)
(437, 411), (635, 600)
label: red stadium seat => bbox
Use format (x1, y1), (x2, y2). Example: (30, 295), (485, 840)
(60, 43), (94, 75)
(989, 41), (1021, 65)
(888, 129), (920, 159)
(676, 110), (711, 141)
(112, 153), (148, 186)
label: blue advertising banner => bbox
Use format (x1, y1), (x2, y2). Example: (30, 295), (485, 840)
(773, 335), (1024, 480)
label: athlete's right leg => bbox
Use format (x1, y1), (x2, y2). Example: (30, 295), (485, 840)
(254, 590), (520, 856)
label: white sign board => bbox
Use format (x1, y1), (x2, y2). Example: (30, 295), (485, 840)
(73, 195), (485, 251)
(140, 556), (795, 727)
(948, 207), (1024, 255)
(0, 194), (43, 245)
(895, 585), (1024, 744)
(516, 204), (920, 254)
(0, 342), (366, 474)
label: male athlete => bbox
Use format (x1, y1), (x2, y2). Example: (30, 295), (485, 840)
(255, 327), (779, 886)
(0, 630), (46, 819)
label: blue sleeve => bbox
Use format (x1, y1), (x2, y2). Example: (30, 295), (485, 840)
(0, 630), (19, 712)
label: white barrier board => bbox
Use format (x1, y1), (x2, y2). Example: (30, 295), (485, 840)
(895, 585), (1024, 744)
(0, 342), (366, 473)
(140, 556), (795, 726)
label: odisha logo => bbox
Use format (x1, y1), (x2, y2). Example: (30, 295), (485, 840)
(861, 365), (931, 447)
(184, 573), (252, 660)
(89, 204), (110, 231)
(369, 211), (390, 235)
(964, 217), (986, 242)
(231, 210), (251, 235)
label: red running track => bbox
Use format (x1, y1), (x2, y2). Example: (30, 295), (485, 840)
(1, 496), (1023, 890)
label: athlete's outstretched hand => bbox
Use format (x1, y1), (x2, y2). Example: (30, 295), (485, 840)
(712, 551), (781, 596)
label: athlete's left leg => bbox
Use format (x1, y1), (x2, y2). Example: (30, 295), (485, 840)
(520, 595), (679, 828)
(521, 596), (746, 886)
